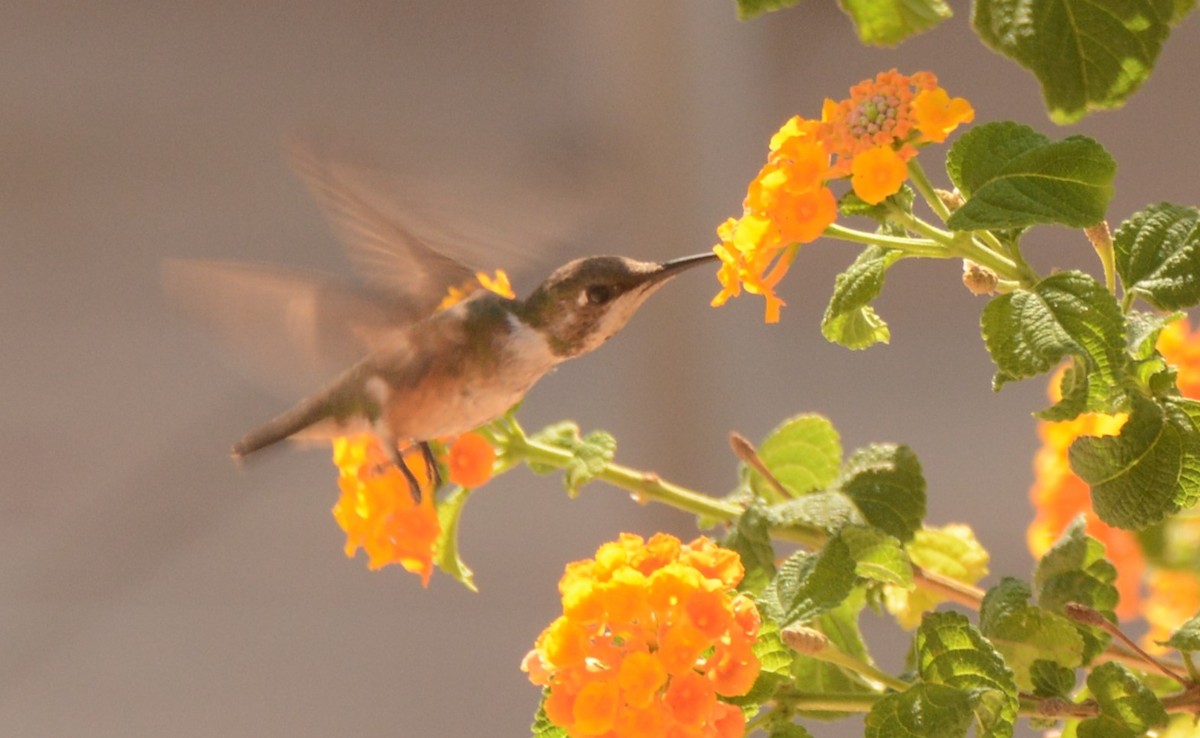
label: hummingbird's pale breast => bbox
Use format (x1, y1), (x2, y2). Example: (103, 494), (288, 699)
(374, 306), (559, 440)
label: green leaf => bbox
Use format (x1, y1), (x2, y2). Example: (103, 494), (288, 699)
(531, 692), (568, 738)
(972, 0), (1173, 124)
(768, 492), (865, 536)
(980, 578), (1085, 691)
(789, 589), (880, 718)
(435, 486), (477, 591)
(768, 724), (816, 738)
(840, 525), (913, 587)
(1070, 396), (1200, 530)
(1030, 659), (1077, 699)
(1114, 203), (1200, 311)
(723, 506), (777, 596)
(946, 122), (1115, 229)
(1034, 517), (1119, 661)
(916, 611), (1019, 738)
(981, 270), (1126, 416)
(1160, 610), (1200, 651)
(822, 246), (903, 350)
(1080, 662), (1168, 735)
(837, 0), (952, 45)
(751, 414), (843, 500)
(865, 683), (975, 738)
(885, 524), (990, 630)
(763, 539), (857, 627)
(735, 0), (802, 21)
(835, 444), (926, 543)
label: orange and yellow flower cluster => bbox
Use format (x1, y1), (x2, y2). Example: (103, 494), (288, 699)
(712, 70), (973, 322)
(331, 434), (442, 584)
(1028, 318), (1200, 626)
(329, 431), (496, 584)
(523, 533), (760, 738)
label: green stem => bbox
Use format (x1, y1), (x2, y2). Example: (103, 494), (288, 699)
(822, 222), (944, 257)
(774, 690), (883, 714)
(510, 432), (744, 522)
(809, 644), (911, 692)
(907, 159), (953, 223)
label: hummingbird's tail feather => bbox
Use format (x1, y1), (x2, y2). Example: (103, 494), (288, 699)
(231, 392), (341, 459)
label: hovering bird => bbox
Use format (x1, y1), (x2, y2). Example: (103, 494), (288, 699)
(165, 147), (717, 497)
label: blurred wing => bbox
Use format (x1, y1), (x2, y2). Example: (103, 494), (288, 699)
(162, 259), (409, 396)
(288, 141), (479, 316)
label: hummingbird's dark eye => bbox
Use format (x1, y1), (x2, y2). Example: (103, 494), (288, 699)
(585, 284), (614, 305)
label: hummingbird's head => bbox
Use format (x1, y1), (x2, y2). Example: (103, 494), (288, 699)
(520, 252), (718, 358)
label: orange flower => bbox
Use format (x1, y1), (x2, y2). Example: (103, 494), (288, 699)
(330, 435), (441, 585)
(447, 431), (495, 488)
(1157, 317), (1200, 398)
(911, 87), (975, 144)
(1144, 569), (1200, 652)
(524, 534), (760, 738)
(850, 146), (909, 205)
(711, 70), (971, 322)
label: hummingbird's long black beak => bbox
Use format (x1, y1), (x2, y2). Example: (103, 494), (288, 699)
(654, 251), (720, 282)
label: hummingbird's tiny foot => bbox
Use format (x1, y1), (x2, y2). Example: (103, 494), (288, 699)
(394, 452), (423, 503)
(419, 442), (442, 490)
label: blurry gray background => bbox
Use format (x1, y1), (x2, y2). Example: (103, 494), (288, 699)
(4, 3), (1198, 736)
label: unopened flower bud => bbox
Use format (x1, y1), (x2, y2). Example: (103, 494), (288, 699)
(936, 188), (964, 212)
(781, 625), (828, 655)
(1084, 221), (1112, 253)
(962, 260), (999, 296)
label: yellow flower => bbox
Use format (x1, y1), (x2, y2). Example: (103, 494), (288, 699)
(524, 534), (760, 738)
(711, 70), (971, 322)
(330, 435), (441, 584)
(437, 268), (516, 311)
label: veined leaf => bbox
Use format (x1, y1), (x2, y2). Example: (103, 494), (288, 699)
(980, 578), (1085, 691)
(1034, 517), (1119, 661)
(822, 246), (903, 350)
(840, 525), (913, 587)
(837, 0), (952, 45)
(981, 270), (1126, 417)
(864, 683), (974, 738)
(1159, 610), (1200, 651)
(916, 611), (1019, 738)
(751, 414), (843, 500)
(973, 0), (1175, 123)
(946, 122), (1114, 229)
(1079, 662), (1168, 736)
(835, 444), (926, 543)
(1070, 396), (1200, 530)
(1114, 203), (1200, 311)
(723, 506), (777, 596)
(763, 539), (857, 627)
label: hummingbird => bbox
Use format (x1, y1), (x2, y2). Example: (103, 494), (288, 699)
(165, 146), (718, 497)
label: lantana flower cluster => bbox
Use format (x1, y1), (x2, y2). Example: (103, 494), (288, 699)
(711, 69), (974, 322)
(523, 533), (761, 738)
(1028, 318), (1200, 631)
(330, 431), (495, 584)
